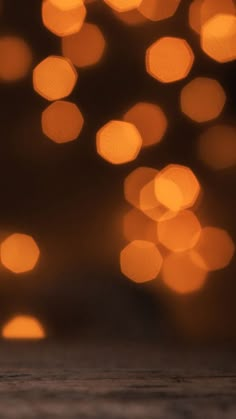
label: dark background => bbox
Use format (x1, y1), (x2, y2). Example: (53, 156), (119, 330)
(0, 0), (236, 342)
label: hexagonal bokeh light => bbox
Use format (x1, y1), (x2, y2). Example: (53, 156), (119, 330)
(120, 240), (163, 283)
(138, 0), (181, 21)
(0, 36), (32, 82)
(33, 56), (77, 101)
(123, 208), (158, 243)
(104, 0), (142, 12)
(42, 100), (84, 144)
(96, 120), (142, 164)
(189, 0), (236, 34)
(146, 37), (194, 83)
(62, 23), (106, 68)
(2, 315), (46, 340)
(1, 234), (40, 274)
(49, 0), (84, 10)
(180, 77), (226, 123)
(42, 0), (86, 37)
(124, 167), (158, 208)
(123, 102), (167, 147)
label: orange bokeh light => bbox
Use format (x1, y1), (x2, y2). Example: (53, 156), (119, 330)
(113, 8), (147, 25)
(0, 36), (32, 82)
(42, 0), (86, 37)
(158, 210), (201, 252)
(123, 102), (167, 147)
(198, 125), (236, 170)
(162, 252), (207, 294)
(189, 0), (203, 34)
(123, 208), (158, 243)
(104, 0), (142, 12)
(146, 37), (194, 83)
(124, 167), (158, 208)
(201, 14), (236, 63)
(189, 0), (236, 34)
(2, 315), (45, 340)
(96, 120), (142, 164)
(1, 233), (40, 274)
(154, 176), (183, 212)
(62, 23), (106, 68)
(191, 227), (235, 271)
(120, 240), (163, 283)
(180, 77), (226, 123)
(49, 0), (84, 10)
(138, 0), (181, 21)
(33, 56), (77, 101)
(42, 100), (84, 144)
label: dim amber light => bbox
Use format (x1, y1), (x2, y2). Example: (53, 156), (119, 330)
(2, 316), (45, 340)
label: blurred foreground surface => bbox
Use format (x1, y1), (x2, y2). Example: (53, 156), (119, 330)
(0, 342), (236, 418)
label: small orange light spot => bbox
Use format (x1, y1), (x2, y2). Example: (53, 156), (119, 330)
(139, 0), (181, 21)
(120, 240), (163, 283)
(42, 100), (84, 144)
(123, 102), (167, 147)
(33, 56), (77, 101)
(123, 208), (158, 243)
(62, 23), (106, 68)
(124, 167), (158, 208)
(201, 14), (236, 63)
(162, 252), (207, 294)
(1, 234), (40, 274)
(2, 315), (45, 340)
(42, 0), (86, 37)
(180, 77), (226, 123)
(146, 37), (194, 83)
(198, 124), (236, 170)
(191, 227), (235, 271)
(0, 36), (32, 82)
(158, 210), (201, 252)
(96, 120), (142, 165)
(104, 0), (142, 12)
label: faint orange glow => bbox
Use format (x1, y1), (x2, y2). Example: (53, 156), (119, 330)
(104, 0), (142, 12)
(138, 0), (181, 21)
(62, 23), (106, 68)
(189, 0), (236, 34)
(157, 210), (201, 252)
(191, 227), (235, 271)
(180, 77), (226, 123)
(201, 14), (236, 63)
(123, 208), (158, 243)
(157, 165), (201, 210)
(189, 0), (203, 33)
(124, 167), (158, 208)
(146, 37), (194, 83)
(2, 316), (45, 340)
(42, 100), (84, 144)
(113, 8), (147, 25)
(33, 56), (77, 101)
(0, 36), (32, 82)
(96, 120), (142, 164)
(155, 176), (183, 212)
(162, 252), (207, 294)
(198, 125), (236, 170)
(1, 234), (40, 274)
(120, 240), (162, 283)
(49, 0), (84, 10)
(42, 0), (86, 37)
(124, 102), (167, 147)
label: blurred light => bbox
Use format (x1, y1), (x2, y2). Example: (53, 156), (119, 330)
(104, 0), (142, 12)
(157, 165), (201, 210)
(123, 102), (167, 147)
(198, 124), (236, 170)
(124, 167), (158, 208)
(158, 210), (201, 252)
(0, 36), (32, 82)
(120, 240), (163, 283)
(42, 0), (86, 37)
(189, 0), (203, 34)
(189, 0), (236, 34)
(138, 0), (181, 21)
(146, 37), (194, 83)
(33, 56), (77, 101)
(162, 252), (207, 294)
(113, 8), (147, 25)
(180, 77), (226, 123)
(154, 176), (183, 212)
(42, 100), (84, 144)
(123, 208), (158, 243)
(62, 23), (106, 68)
(49, 0), (84, 10)
(2, 315), (45, 340)
(191, 227), (235, 271)
(1, 233), (40, 274)
(201, 14), (236, 63)
(96, 120), (142, 164)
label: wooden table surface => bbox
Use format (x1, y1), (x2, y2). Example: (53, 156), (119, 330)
(0, 342), (235, 418)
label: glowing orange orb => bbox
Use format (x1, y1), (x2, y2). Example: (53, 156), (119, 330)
(2, 315), (45, 340)
(139, 0), (181, 21)
(0, 36), (32, 82)
(1, 233), (40, 274)
(123, 208), (158, 243)
(124, 167), (158, 208)
(104, 0), (142, 12)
